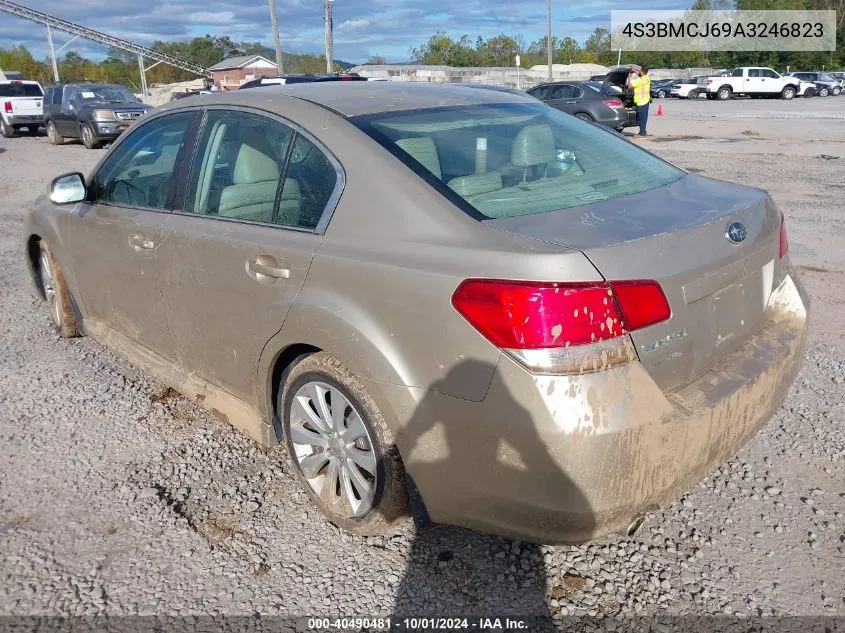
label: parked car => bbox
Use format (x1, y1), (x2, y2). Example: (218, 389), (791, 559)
(786, 72), (842, 97)
(26, 83), (809, 544)
(239, 73), (368, 89)
(588, 74), (607, 81)
(794, 79), (819, 97)
(0, 79), (44, 138)
(669, 77), (706, 99)
(526, 81), (636, 131)
(43, 83), (151, 149)
(650, 79), (677, 99)
(698, 67), (800, 100)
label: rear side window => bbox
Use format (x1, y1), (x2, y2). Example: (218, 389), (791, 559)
(184, 109), (339, 230)
(0, 83), (43, 97)
(352, 102), (683, 220)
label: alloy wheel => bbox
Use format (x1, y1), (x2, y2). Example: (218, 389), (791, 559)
(289, 381), (377, 518)
(39, 249), (61, 327)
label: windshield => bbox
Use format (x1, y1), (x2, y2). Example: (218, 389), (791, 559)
(78, 85), (139, 103)
(0, 83), (43, 97)
(352, 102), (683, 220)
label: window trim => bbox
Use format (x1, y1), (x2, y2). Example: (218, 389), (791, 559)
(171, 104), (346, 235)
(86, 108), (202, 215)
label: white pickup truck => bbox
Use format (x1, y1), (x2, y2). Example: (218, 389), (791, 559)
(0, 79), (45, 138)
(697, 67), (801, 101)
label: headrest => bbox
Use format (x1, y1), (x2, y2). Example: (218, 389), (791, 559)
(396, 137), (442, 180)
(233, 143), (280, 184)
(448, 172), (503, 198)
(511, 124), (557, 168)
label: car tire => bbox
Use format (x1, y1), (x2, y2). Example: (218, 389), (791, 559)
(574, 112), (595, 122)
(280, 352), (409, 535)
(0, 118), (15, 138)
(781, 86), (796, 100)
(656, 90), (666, 99)
(38, 242), (79, 338)
(817, 86), (829, 97)
(81, 124), (100, 150)
(717, 87), (731, 100)
(832, 87), (841, 96)
(46, 121), (64, 145)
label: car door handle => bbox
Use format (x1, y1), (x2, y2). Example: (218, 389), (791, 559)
(565, 100), (577, 104)
(130, 235), (155, 251)
(246, 259), (290, 279)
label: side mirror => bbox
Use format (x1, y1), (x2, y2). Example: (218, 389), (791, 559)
(50, 172), (86, 205)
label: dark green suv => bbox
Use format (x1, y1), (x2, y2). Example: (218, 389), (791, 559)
(43, 82), (151, 149)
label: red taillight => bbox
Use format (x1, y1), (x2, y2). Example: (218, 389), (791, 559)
(3, 101), (11, 113)
(602, 99), (623, 108)
(779, 213), (789, 258)
(451, 279), (670, 350)
(707, 79), (713, 85)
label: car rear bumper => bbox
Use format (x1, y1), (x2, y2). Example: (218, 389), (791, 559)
(6, 115), (43, 126)
(391, 271), (809, 544)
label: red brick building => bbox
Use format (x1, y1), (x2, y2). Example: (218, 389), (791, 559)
(209, 55), (279, 91)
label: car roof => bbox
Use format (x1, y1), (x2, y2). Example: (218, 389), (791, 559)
(159, 82), (539, 117)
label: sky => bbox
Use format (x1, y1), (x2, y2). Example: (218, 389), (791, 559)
(0, 0), (690, 65)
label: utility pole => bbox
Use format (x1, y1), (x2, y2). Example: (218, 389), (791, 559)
(547, 0), (553, 82)
(46, 24), (59, 82)
(324, 0), (334, 73)
(268, 0), (284, 74)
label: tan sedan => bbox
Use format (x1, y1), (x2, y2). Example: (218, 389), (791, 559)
(25, 83), (809, 543)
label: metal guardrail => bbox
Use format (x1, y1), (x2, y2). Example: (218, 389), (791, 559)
(0, 0), (212, 79)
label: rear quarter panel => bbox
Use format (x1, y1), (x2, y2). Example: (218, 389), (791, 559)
(256, 98), (603, 409)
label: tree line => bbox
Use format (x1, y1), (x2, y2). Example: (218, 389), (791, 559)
(409, 0), (844, 70)
(0, 35), (346, 89)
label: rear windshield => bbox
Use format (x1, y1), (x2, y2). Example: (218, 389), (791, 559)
(0, 83), (43, 97)
(352, 102), (683, 220)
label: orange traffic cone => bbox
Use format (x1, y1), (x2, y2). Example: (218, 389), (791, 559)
(657, 104), (664, 116)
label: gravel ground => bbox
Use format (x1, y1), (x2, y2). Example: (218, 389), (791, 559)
(0, 98), (843, 626)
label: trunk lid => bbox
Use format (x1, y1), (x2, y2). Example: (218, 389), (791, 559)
(485, 174), (782, 391)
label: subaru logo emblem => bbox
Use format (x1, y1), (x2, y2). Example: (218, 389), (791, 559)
(725, 221), (747, 244)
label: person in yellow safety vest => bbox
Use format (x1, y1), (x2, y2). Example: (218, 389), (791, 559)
(627, 65), (651, 137)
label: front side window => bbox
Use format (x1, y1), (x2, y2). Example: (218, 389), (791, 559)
(527, 86), (548, 100)
(731, 68), (743, 77)
(91, 111), (193, 209)
(352, 102), (683, 220)
(185, 109), (338, 230)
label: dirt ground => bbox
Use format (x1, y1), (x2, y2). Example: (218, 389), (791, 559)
(0, 95), (843, 625)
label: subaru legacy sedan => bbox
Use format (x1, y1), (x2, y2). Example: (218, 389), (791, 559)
(25, 83), (809, 544)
